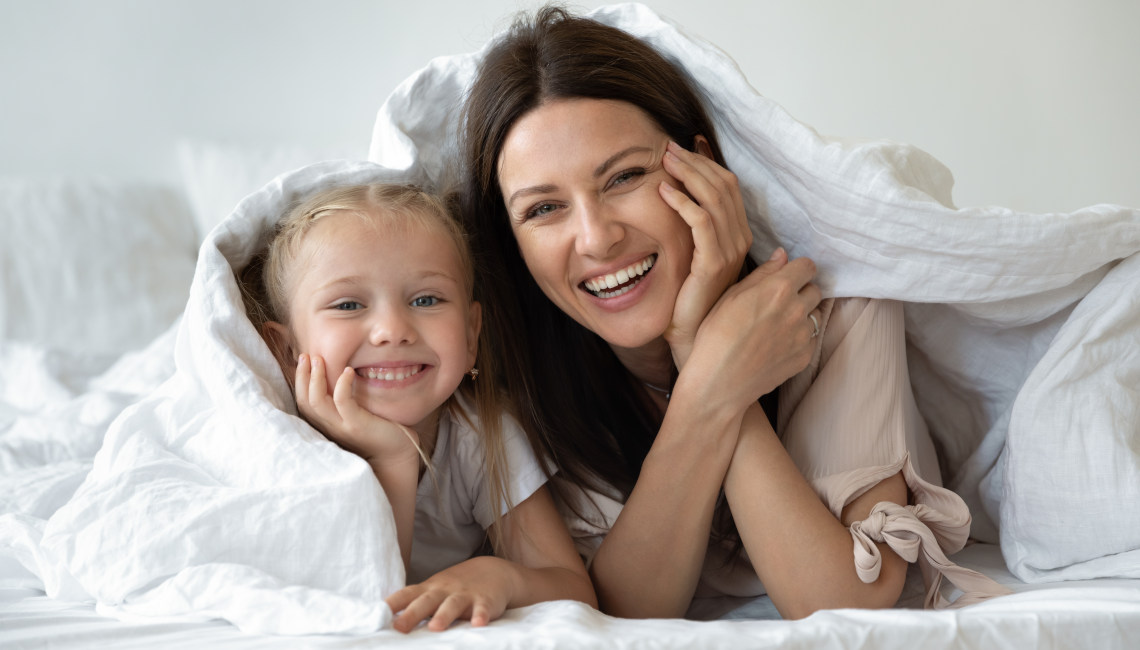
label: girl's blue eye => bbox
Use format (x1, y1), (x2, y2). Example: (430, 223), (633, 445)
(411, 295), (439, 308)
(334, 301), (363, 311)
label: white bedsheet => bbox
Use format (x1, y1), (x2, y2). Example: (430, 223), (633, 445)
(3, 544), (1140, 650)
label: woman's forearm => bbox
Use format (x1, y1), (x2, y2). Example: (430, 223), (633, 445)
(724, 405), (908, 619)
(588, 391), (745, 618)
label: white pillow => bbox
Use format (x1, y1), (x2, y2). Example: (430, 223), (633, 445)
(0, 178), (197, 359)
(177, 140), (363, 243)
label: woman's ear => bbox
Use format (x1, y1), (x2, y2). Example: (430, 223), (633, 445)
(694, 135), (714, 160)
(262, 321), (298, 375)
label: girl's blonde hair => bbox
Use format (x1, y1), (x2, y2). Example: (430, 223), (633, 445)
(247, 182), (513, 552)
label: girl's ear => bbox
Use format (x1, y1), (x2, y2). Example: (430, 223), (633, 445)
(694, 135), (714, 160)
(466, 301), (482, 368)
(262, 321), (298, 375)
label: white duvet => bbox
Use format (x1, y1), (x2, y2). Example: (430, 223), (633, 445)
(2, 1), (1139, 638)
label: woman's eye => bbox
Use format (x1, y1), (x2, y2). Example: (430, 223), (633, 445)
(333, 301), (363, 311)
(612, 169), (646, 187)
(524, 202), (559, 220)
(411, 295), (439, 308)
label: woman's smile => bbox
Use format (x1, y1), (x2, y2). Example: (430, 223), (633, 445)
(497, 98), (695, 350)
(581, 254), (657, 298)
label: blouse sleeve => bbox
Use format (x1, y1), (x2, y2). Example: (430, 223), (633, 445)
(778, 297), (1011, 608)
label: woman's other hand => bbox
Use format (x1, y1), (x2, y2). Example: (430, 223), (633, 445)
(678, 250), (822, 412)
(658, 140), (752, 369)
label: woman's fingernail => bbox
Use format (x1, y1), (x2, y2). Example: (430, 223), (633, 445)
(768, 247), (784, 261)
(659, 180), (675, 193)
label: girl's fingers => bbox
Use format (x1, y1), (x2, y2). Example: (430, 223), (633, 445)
(294, 354), (311, 406)
(427, 594), (470, 632)
(391, 590), (445, 633)
(385, 586), (420, 617)
(331, 366), (359, 416)
(470, 600), (491, 627)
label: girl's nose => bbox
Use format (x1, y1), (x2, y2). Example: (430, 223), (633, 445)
(369, 311), (416, 346)
(574, 201), (625, 259)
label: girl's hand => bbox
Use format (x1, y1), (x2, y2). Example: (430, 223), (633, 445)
(294, 353), (419, 465)
(386, 556), (515, 633)
(658, 140), (753, 369)
(679, 250), (822, 412)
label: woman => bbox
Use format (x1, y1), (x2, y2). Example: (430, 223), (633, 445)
(459, 6), (1004, 619)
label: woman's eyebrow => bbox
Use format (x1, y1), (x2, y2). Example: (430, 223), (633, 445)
(593, 146), (653, 178)
(507, 183), (557, 209)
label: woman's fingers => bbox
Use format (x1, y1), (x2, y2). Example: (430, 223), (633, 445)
(661, 140), (751, 251)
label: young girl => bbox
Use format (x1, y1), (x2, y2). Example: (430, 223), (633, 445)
(253, 182), (595, 633)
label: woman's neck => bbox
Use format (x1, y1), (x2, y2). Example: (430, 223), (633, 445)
(610, 336), (674, 391)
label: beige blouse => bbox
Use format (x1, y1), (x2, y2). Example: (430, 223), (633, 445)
(557, 298), (1010, 610)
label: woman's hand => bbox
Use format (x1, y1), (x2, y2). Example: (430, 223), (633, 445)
(658, 140), (753, 369)
(678, 250), (822, 412)
(386, 556), (515, 633)
(294, 353), (419, 466)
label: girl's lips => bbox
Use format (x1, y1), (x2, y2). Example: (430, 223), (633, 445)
(580, 254), (657, 298)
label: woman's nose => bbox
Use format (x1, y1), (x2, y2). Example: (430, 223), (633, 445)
(369, 310), (416, 346)
(574, 201), (625, 258)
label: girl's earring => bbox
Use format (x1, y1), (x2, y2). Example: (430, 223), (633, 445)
(467, 367), (480, 380)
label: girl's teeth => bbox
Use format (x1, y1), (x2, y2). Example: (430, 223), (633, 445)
(364, 366), (421, 381)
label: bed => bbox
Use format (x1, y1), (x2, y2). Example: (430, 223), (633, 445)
(4, 3), (1140, 648)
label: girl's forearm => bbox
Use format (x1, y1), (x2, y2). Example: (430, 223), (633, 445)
(506, 562), (597, 610)
(370, 457), (421, 572)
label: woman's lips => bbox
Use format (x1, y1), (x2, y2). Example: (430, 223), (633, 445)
(581, 254), (657, 298)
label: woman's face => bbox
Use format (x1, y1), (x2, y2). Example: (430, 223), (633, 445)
(496, 98), (695, 351)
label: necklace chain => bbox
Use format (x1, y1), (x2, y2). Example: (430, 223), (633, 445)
(643, 380), (672, 401)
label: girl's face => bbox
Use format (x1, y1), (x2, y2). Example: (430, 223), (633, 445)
(278, 212), (480, 432)
(496, 98), (695, 352)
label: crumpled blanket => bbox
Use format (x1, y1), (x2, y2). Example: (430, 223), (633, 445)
(368, 2), (1140, 583)
(1, 161), (416, 634)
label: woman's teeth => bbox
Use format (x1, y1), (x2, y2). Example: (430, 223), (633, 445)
(361, 365), (422, 381)
(583, 255), (656, 298)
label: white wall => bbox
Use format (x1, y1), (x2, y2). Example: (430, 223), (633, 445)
(2, 0), (1137, 212)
